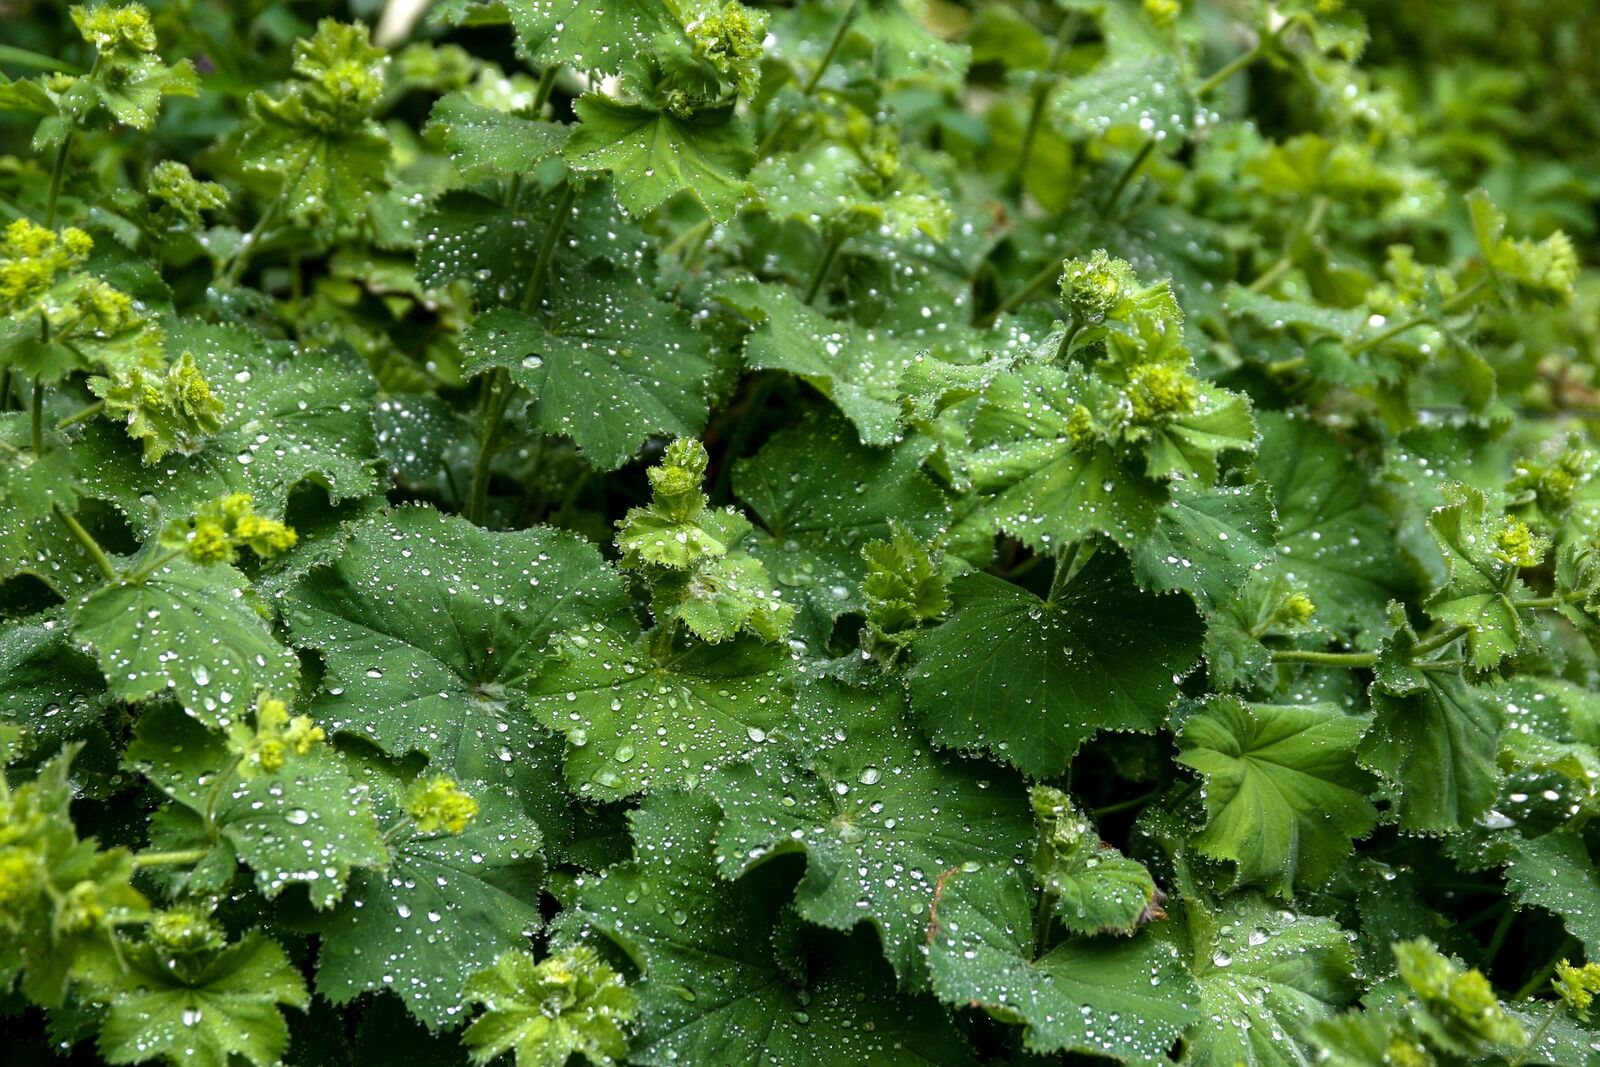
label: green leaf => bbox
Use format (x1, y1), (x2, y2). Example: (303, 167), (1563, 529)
(312, 748), (546, 1028)
(1505, 830), (1600, 956)
(1361, 671), (1504, 834)
(1185, 898), (1360, 1067)
(1224, 285), (1369, 340)
(707, 679), (1033, 983)
(716, 280), (921, 447)
(505, 0), (680, 74)
(1030, 788), (1161, 935)
(462, 947), (637, 1067)
(1050, 52), (1193, 143)
(69, 559), (299, 730)
(1177, 698), (1378, 897)
(285, 506), (630, 761)
(564, 96), (753, 221)
(0, 413), (89, 593)
(907, 549), (1203, 778)
(526, 622), (793, 800)
(1424, 483), (1537, 670)
(75, 320), (378, 539)
(424, 93), (569, 179)
(461, 266), (715, 469)
(97, 934), (309, 1067)
(923, 866), (1197, 1062)
(0, 614), (106, 763)
(126, 705), (387, 909)
(1137, 382), (1257, 483)
(1255, 413), (1406, 634)
(1129, 483), (1277, 608)
(965, 364), (1165, 551)
(733, 414), (949, 621)
(571, 792), (982, 1066)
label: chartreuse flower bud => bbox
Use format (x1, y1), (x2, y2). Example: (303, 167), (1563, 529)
(0, 219), (93, 314)
(1492, 518), (1547, 569)
(686, 1), (767, 99)
(70, 2), (158, 54)
(1143, 0), (1181, 28)
(229, 693), (326, 775)
(1279, 591), (1316, 626)
(165, 493), (297, 565)
(1126, 362), (1198, 423)
(0, 848), (45, 918)
(1061, 250), (1139, 325)
(148, 906), (226, 955)
(148, 161), (229, 228)
(408, 775), (479, 835)
(292, 18), (388, 123)
(1394, 938), (1524, 1048)
(1555, 959), (1600, 1021)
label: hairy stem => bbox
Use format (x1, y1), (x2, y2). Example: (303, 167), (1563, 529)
(804, 229), (846, 305)
(757, 0), (858, 157)
(131, 848), (211, 869)
(53, 505), (116, 581)
(45, 134), (72, 229)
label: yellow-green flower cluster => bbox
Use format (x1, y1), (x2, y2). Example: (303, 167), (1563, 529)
(1126, 362), (1198, 424)
(407, 775), (479, 835)
(1394, 938), (1524, 1049)
(228, 694), (327, 776)
(148, 906), (226, 956)
(1492, 518), (1547, 569)
(687, 2), (768, 100)
(70, 2), (157, 54)
(168, 493), (297, 565)
(1555, 959), (1600, 1021)
(0, 219), (93, 316)
(289, 19), (389, 127)
(148, 161), (229, 228)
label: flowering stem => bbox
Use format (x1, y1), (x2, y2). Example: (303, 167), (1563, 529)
(124, 547), (187, 584)
(45, 134), (71, 229)
(757, 0), (858, 157)
(980, 254), (1064, 328)
(53, 505), (116, 581)
(131, 848), (211, 869)
(1270, 648), (1377, 668)
(1098, 137), (1157, 218)
(222, 151), (314, 285)
(804, 229), (846, 305)
(30, 379), (43, 454)
(57, 400), (104, 429)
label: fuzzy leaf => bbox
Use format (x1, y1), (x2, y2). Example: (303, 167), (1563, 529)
(285, 507), (630, 762)
(907, 550), (1202, 778)
(707, 680), (1033, 983)
(1177, 698), (1378, 897)
(924, 866), (1196, 1062)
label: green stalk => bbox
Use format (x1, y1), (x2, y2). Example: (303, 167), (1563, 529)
(978, 253), (1064, 328)
(1015, 15), (1080, 188)
(1270, 648), (1378, 668)
(804, 229), (846, 305)
(221, 152), (314, 285)
(30, 379), (43, 454)
(757, 0), (859, 157)
(53, 505), (116, 581)
(124, 546), (187, 585)
(467, 180), (578, 525)
(57, 400), (105, 430)
(131, 848), (211, 869)
(44, 133), (71, 229)
(1098, 137), (1157, 217)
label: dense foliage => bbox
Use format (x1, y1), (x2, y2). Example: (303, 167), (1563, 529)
(2, 0), (1599, 1063)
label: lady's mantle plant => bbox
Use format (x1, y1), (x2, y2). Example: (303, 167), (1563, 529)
(2, 0), (1600, 1065)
